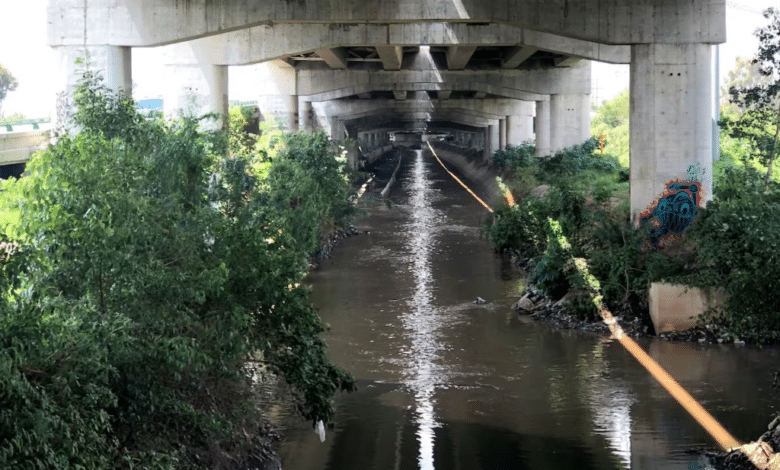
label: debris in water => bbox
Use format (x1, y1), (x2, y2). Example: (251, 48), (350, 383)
(475, 297), (487, 304)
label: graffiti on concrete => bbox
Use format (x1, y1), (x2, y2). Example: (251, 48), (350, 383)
(639, 180), (703, 248)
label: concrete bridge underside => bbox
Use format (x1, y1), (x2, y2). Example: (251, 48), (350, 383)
(47, 0), (725, 219)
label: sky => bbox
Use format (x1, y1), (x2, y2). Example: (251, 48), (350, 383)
(0, 1), (777, 118)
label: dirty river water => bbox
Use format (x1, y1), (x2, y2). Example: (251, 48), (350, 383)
(270, 149), (780, 469)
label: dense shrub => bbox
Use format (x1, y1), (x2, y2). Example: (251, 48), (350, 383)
(0, 75), (355, 468)
(684, 169), (780, 342)
(493, 143), (535, 172)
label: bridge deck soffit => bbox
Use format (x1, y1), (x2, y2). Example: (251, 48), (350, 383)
(157, 22), (629, 67)
(48, 0), (725, 48)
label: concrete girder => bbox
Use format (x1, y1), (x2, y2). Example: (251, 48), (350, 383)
(155, 22), (629, 66)
(343, 111), (496, 130)
(554, 55), (583, 67)
(446, 45), (478, 70)
(295, 60), (590, 97)
(316, 47), (349, 69)
(502, 46), (538, 68)
(48, 0), (725, 48)
(319, 98), (534, 121)
(375, 45), (404, 70)
(393, 91), (408, 100)
(327, 105), (506, 125)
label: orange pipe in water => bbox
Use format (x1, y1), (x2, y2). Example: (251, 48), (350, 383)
(428, 144), (778, 465)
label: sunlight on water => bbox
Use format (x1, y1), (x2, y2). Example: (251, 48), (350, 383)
(403, 149), (442, 470)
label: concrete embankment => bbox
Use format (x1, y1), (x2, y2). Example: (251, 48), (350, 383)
(427, 142), (502, 207)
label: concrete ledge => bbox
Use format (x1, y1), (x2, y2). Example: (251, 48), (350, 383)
(648, 282), (728, 334)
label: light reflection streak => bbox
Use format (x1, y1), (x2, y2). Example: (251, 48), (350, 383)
(586, 342), (634, 469)
(402, 149), (443, 470)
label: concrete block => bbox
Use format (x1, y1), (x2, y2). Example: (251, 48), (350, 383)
(648, 282), (728, 334)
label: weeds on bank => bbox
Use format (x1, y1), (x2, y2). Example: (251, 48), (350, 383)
(487, 140), (780, 343)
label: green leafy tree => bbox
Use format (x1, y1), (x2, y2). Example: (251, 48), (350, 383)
(721, 7), (780, 182)
(591, 89), (629, 168)
(0, 73), (355, 469)
(0, 63), (18, 117)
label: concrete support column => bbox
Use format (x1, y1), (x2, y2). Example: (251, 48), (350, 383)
(499, 118), (507, 150)
(281, 95), (298, 132)
(482, 128), (491, 161)
(489, 123), (500, 158)
(630, 43), (713, 220)
(550, 93), (590, 153)
(53, 45), (132, 136)
(256, 62), (298, 132)
(535, 99), (551, 157)
(162, 62), (228, 130)
(298, 99), (313, 134)
(328, 117), (345, 140)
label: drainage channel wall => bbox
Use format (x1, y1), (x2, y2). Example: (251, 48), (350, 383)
(427, 142), (502, 207)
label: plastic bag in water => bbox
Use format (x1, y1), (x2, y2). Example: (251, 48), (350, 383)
(315, 420), (326, 442)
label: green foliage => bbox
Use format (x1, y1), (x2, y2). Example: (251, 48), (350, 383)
(535, 137), (614, 183)
(0, 74), (355, 468)
(720, 7), (780, 182)
(683, 169), (780, 342)
(0, 63), (18, 114)
(532, 219), (572, 299)
(492, 143), (535, 172)
(592, 89), (630, 168)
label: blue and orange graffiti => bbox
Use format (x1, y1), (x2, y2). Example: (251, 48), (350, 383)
(639, 180), (703, 248)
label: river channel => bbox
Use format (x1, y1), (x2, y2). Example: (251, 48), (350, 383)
(270, 148), (780, 470)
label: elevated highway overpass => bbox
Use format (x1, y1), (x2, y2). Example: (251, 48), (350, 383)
(46, 0), (725, 219)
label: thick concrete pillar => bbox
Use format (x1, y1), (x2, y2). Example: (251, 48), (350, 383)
(298, 99), (313, 134)
(255, 61), (298, 132)
(499, 118), (507, 150)
(328, 117), (345, 140)
(53, 45), (132, 136)
(550, 93), (590, 153)
(630, 43), (713, 220)
(507, 113), (534, 146)
(489, 123), (500, 157)
(483, 128), (491, 161)
(162, 63), (228, 130)
(535, 100), (551, 157)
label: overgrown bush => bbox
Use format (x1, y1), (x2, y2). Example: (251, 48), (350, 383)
(683, 169), (780, 342)
(0, 74), (356, 468)
(493, 143), (535, 172)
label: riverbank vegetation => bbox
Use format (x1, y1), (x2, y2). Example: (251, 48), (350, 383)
(0, 74), (356, 469)
(487, 96), (780, 345)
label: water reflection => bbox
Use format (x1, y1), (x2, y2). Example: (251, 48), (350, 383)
(584, 340), (634, 469)
(402, 149), (444, 469)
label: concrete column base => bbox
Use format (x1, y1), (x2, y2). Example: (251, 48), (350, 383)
(298, 99), (313, 134)
(53, 45), (132, 136)
(162, 63), (228, 130)
(535, 99), (551, 157)
(550, 93), (591, 152)
(649, 283), (727, 334)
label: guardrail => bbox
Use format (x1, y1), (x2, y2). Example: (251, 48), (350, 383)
(1, 118), (51, 132)
(0, 129), (50, 166)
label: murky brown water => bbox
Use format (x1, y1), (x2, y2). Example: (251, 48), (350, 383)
(271, 149), (780, 470)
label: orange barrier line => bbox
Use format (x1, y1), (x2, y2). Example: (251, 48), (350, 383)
(426, 142), (493, 213)
(428, 145), (777, 465)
